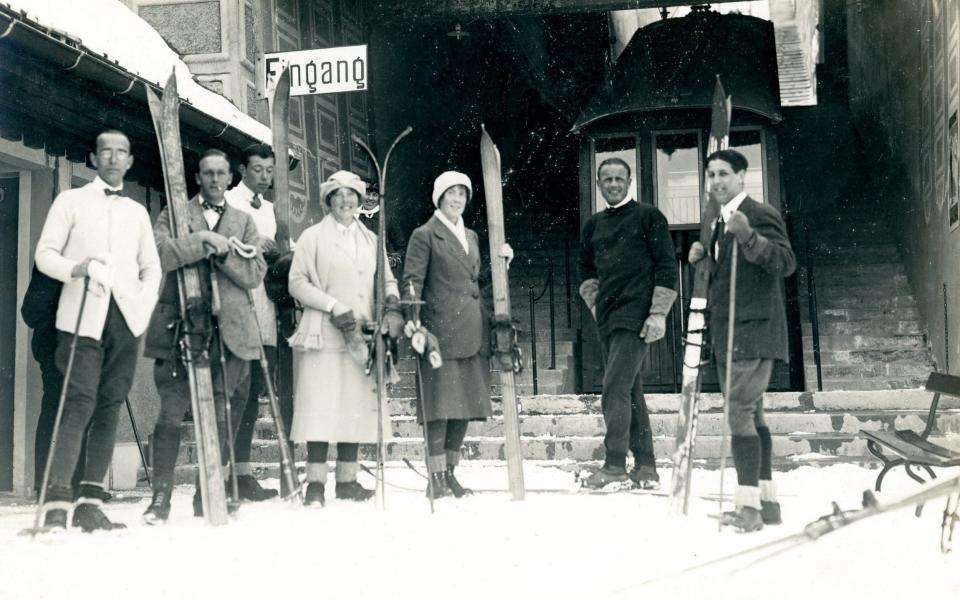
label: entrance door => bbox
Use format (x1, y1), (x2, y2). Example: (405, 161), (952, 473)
(0, 176), (19, 491)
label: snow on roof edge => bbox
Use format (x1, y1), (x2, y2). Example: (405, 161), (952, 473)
(3, 0), (271, 145)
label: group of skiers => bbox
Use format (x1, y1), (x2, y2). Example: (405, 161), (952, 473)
(28, 127), (514, 532)
(27, 126), (793, 535)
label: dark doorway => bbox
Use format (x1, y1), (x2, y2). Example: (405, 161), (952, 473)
(0, 176), (18, 491)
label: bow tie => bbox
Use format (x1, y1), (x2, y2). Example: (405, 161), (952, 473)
(251, 194), (262, 210)
(104, 188), (123, 196)
(202, 200), (226, 215)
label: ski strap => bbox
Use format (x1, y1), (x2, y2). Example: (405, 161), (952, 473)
(492, 314), (523, 374)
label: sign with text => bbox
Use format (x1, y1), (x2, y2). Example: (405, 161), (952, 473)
(264, 45), (367, 97)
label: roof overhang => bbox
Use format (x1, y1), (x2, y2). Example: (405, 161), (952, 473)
(573, 10), (782, 133)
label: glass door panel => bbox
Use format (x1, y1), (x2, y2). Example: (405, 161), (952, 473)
(654, 131), (702, 227)
(729, 129), (765, 202)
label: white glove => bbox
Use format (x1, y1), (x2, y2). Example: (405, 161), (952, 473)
(87, 260), (114, 289)
(499, 243), (514, 269)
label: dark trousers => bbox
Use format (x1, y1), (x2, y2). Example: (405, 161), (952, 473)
(47, 300), (139, 490)
(715, 359), (773, 437)
(150, 335), (251, 490)
(599, 328), (656, 469)
(32, 326), (86, 493)
(234, 345), (276, 463)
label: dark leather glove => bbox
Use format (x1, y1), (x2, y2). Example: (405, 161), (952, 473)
(331, 310), (357, 332)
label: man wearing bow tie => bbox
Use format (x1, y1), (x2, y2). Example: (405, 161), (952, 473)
(689, 149), (796, 532)
(142, 149), (266, 524)
(224, 143), (280, 501)
(578, 157), (677, 491)
(34, 130), (162, 531)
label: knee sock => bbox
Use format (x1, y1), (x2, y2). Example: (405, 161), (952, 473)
(425, 420), (447, 473)
(757, 426), (773, 480)
(730, 435), (761, 488)
(444, 419), (469, 467)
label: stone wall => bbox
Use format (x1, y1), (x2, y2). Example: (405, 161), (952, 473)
(847, 0), (960, 375)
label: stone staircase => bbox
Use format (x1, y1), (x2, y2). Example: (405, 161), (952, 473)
(156, 389), (960, 484)
(770, 0), (817, 106)
(798, 210), (936, 391)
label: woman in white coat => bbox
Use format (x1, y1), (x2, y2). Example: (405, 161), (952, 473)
(288, 170), (400, 506)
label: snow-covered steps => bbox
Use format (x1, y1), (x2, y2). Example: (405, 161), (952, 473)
(156, 389), (960, 484)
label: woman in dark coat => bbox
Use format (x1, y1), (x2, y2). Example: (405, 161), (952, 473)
(402, 171), (511, 498)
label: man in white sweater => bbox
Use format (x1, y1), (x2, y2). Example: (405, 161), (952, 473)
(224, 143), (279, 501)
(34, 130), (162, 531)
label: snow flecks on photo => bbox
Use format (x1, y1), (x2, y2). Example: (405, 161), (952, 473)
(0, 463), (958, 600)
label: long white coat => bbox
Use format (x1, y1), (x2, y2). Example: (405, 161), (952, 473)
(288, 214), (397, 443)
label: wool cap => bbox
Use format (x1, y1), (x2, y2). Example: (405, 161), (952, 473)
(320, 170), (366, 205)
(431, 171), (472, 208)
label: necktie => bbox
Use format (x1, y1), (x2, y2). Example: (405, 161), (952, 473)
(104, 188), (123, 196)
(711, 215), (725, 258)
(251, 194), (262, 210)
(202, 200), (226, 215)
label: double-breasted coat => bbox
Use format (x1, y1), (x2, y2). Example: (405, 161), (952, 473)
(287, 215), (397, 443)
(708, 196), (796, 364)
(402, 215), (492, 423)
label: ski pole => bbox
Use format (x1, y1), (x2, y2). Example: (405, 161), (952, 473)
(407, 283), (435, 513)
(124, 397), (151, 486)
(245, 289), (300, 501)
(29, 277), (89, 537)
(717, 240), (738, 531)
(210, 262), (240, 508)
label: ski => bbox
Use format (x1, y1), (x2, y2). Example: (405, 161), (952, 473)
(352, 127), (413, 508)
(266, 66), (300, 500)
(669, 77), (731, 515)
(146, 74), (229, 526)
(642, 474), (960, 587)
(480, 125), (525, 501)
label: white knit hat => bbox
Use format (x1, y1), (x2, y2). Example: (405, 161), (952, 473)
(320, 170), (366, 205)
(431, 171), (472, 207)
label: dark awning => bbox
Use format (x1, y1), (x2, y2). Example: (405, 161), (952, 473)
(573, 10), (782, 133)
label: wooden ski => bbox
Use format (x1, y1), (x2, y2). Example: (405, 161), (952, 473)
(146, 74), (228, 526)
(480, 125), (525, 501)
(267, 66), (299, 498)
(669, 76), (730, 515)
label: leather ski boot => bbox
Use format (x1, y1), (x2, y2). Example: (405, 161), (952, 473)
(143, 487), (173, 525)
(720, 506), (764, 533)
(761, 501), (782, 525)
(444, 466), (473, 498)
(335, 481), (375, 502)
(235, 475), (279, 502)
(628, 465), (661, 490)
(72, 484), (126, 532)
(582, 465), (630, 491)
(304, 482), (325, 507)
(426, 472), (450, 499)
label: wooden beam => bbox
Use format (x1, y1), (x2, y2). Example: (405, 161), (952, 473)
(365, 0), (746, 23)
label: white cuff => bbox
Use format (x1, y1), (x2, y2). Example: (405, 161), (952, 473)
(325, 298), (337, 313)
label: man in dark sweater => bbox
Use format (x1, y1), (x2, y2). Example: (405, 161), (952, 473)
(579, 157), (677, 490)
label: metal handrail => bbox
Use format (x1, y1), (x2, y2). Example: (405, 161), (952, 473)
(803, 214), (823, 391)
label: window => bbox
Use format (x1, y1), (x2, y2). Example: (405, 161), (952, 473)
(592, 137), (637, 213)
(728, 129), (765, 202)
(653, 130), (702, 226)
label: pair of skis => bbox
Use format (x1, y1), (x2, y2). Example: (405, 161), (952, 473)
(146, 71), (299, 525)
(668, 77), (730, 515)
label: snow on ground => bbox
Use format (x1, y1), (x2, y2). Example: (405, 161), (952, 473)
(1, 463), (958, 600)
